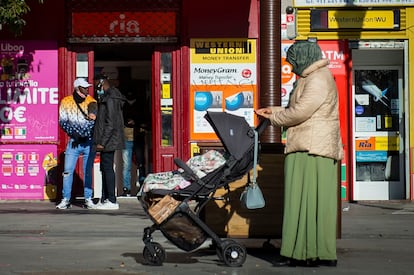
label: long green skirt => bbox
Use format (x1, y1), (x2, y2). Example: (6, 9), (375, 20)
(280, 152), (338, 261)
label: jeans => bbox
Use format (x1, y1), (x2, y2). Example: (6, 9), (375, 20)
(122, 140), (134, 190)
(100, 151), (116, 203)
(62, 139), (94, 200)
(122, 137), (146, 190)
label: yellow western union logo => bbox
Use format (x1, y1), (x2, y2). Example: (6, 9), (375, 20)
(194, 41), (252, 54)
(190, 39), (256, 64)
(328, 10), (395, 29)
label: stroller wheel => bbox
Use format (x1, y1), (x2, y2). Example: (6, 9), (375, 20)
(143, 242), (166, 266)
(221, 240), (246, 267)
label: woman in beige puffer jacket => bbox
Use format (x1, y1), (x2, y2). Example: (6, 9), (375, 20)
(256, 41), (344, 267)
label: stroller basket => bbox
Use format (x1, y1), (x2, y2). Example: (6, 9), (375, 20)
(159, 211), (208, 252)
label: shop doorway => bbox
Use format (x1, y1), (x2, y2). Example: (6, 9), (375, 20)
(94, 44), (153, 197)
(351, 49), (406, 200)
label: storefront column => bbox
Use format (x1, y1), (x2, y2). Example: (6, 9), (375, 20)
(406, 8), (414, 199)
(259, 0), (281, 144)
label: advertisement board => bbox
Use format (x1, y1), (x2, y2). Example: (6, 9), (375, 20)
(190, 39), (257, 140)
(0, 41), (59, 142)
(0, 144), (57, 200)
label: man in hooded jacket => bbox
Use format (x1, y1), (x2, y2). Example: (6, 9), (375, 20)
(93, 74), (126, 210)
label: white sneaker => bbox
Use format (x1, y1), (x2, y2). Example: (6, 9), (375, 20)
(95, 199), (107, 208)
(96, 200), (119, 210)
(56, 198), (71, 209)
(84, 198), (96, 209)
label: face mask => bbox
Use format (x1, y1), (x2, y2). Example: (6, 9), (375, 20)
(96, 79), (105, 96)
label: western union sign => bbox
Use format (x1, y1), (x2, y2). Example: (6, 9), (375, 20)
(311, 9), (400, 30)
(191, 39), (256, 63)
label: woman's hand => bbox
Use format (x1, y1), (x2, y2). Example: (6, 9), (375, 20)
(255, 107), (273, 119)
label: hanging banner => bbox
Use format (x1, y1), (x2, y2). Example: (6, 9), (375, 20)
(190, 38), (257, 140)
(0, 41), (59, 142)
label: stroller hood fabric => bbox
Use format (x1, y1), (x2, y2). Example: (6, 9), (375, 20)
(204, 112), (255, 160)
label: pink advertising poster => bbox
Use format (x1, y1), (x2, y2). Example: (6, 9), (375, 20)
(0, 41), (58, 142)
(0, 144), (57, 200)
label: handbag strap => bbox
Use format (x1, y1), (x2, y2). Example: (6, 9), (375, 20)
(252, 128), (258, 184)
(75, 99), (89, 119)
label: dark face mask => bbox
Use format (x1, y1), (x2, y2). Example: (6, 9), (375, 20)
(73, 90), (85, 103)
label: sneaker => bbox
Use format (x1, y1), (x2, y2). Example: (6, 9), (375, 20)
(56, 198), (71, 209)
(121, 187), (131, 197)
(94, 199), (104, 208)
(84, 198), (96, 209)
(96, 200), (119, 210)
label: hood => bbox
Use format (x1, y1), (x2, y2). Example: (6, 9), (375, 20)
(286, 41), (323, 76)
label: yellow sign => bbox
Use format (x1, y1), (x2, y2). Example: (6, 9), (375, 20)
(375, 136), (399, 151)
(328, 10), (396, 29)
(190, 38), (256, 63)
(162, 84), (171, 99)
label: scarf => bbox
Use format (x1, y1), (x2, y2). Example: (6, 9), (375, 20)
(286, 41), (323, 76)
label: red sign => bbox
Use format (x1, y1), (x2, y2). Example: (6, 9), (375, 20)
(318, 41), (347, 76)
(71, 11), (177, 37)
(286, 14), (295, 23)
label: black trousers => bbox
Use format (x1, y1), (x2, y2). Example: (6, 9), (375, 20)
(100, 151), (116, 203)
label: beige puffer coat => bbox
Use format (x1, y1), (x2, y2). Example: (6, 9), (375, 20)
(269, 59), (344, 161)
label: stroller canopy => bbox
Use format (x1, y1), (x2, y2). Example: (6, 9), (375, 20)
(204, 112), (255, 160)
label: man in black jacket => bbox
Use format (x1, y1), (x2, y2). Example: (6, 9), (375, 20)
(93, 74), (126, 210)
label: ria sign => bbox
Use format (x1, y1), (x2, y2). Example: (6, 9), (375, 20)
(71, 11), (177, 37)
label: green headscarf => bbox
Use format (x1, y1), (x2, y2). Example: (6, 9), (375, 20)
(286, 41), (323, 76)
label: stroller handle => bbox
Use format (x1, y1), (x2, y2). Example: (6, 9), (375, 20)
(174, 158), (199, 181)
(255, 118), (270, 135)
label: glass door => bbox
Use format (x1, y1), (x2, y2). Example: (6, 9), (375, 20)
(352, 66), (405, 200)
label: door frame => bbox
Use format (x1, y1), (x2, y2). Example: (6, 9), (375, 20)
(351, 65), (406, 200)
(152, 46), (183, 172)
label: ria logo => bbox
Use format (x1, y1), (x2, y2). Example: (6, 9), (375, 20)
(109, 14), (139, 34)
(358, 141), (372, 148)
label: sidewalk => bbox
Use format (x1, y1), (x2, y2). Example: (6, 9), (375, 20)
(0, 198), (413, 275)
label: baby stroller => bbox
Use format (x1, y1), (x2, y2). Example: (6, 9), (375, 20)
(138, 111), (269, 267)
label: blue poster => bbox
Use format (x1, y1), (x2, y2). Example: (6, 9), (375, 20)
(356, 151), (388, 162)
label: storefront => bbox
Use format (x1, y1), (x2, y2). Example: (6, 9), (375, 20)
(292, 1), (414, 201)
(0, 0), (265, 200)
